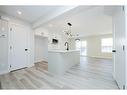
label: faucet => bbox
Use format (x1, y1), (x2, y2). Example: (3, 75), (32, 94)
(65, 42), (69, 51)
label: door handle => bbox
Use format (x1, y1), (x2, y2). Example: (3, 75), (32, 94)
(112, 50), (116, 52)
(25, 49), (28, 51)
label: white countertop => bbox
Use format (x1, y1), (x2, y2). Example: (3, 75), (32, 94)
(48, 50), (80, 53)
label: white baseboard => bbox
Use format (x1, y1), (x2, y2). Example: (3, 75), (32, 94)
(27, 63), (34, 68)
(0, 64), (34, 75)
(85, 56), (112, 59)
(0, 70), (9, 75)
(34, 60), (48, 63)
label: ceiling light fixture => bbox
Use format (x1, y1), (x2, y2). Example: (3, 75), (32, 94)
(64, 22), (80, 40)
(64, 22), (73, 37)
(75, 34), (80, 41)
(64, 22), (76, 37)
(67, 22), (72, 26)
(17, 10), (22, 15)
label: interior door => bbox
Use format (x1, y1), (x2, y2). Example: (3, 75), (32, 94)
(113, 6), (126, 89)
(9, 23), (28, 71)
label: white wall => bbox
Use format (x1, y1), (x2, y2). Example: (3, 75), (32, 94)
(34, 35), (48, 62)
(0, 19), (9, 74)
(70, 34), (113, 59)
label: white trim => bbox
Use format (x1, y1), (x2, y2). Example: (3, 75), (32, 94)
(125, 6), (127, 90)
(27, 63), (34, 68)
(0, 70), (9, 75)
(82, 55), (112, 59)
(34, 60), (48, 63)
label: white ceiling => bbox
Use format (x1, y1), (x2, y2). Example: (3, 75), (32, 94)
(40, 6), (116, 37)
(0, 6), (76, 24)
(0, 6), (117, 37)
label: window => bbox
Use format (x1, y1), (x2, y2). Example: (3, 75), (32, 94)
(81, 41), (87, 56)
(75, 40), (87, 56)
(75, 40), (81, 50)
(101, 38), (113, 53)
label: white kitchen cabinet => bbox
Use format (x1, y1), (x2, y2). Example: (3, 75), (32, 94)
(48, 50), (80, 76)
(35, 29), (49, 38)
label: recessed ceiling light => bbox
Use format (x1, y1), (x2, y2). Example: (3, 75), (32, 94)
(17, 10), (22, 15)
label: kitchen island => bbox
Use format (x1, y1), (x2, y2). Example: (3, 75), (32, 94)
(48, 50), (80, 76)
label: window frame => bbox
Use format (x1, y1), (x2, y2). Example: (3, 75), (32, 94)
(101, 38), (113, 53)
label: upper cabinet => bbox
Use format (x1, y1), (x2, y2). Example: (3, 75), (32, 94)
(34, 28), (49, 37)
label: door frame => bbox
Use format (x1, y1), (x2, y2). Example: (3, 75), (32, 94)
(8, 23), (29, 71)
(113, 6), (127, 89)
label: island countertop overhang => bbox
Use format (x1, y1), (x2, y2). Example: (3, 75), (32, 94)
(48, 50), (80, 53)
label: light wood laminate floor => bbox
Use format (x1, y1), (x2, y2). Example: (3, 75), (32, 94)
(0, 57), (118, 89)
